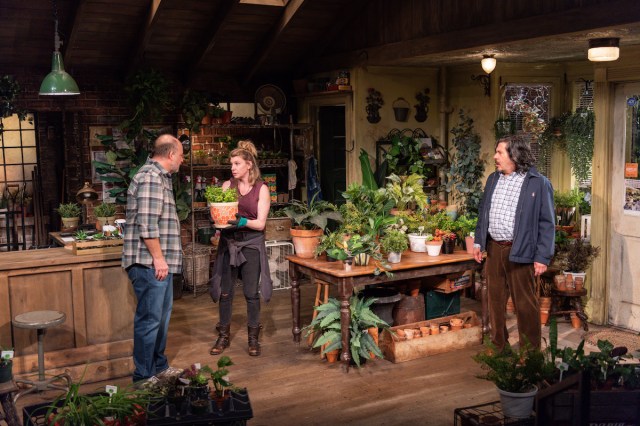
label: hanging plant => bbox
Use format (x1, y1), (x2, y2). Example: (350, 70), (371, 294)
(445, 109), (486, 215)
(365, 88), (383, 123)
(506, 97), (547, 141)
(414, 88), (430, 122)
(180, 89), (209, 133)
(563, 108), (595, 182)
(494, 116), (515, 140)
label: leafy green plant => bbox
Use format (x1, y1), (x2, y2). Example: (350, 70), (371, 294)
(210, 356), (234, 397)
(0, 347), (12, 367)
(383, 173), (428, 211)
(0, 75), (30, 123)
(303, 294), (390, 368)
(494, 116), (515, 140)
(204, 186), (239, 203)
(473, 338), (555, 393)
(93, 203), (117, 218)
(180, 89), (209, 133)
(454, 215), (478, 240)
(359, 148), (378, 190)
(377, 130), (432, 184)
(340, 183), (393, 235)
(563, 237), (600, 272)
(380, 229), (408, 253)
(56, 202), (82, 218)
(445, 109), (486, 215)
(282, 195), (342, 231)
(207, 103), (225, 118)
(564, 108), (595, 182)
(315, 230), (346, 258)
(554, 188), (583, 226)
(74, 230), (89, 241)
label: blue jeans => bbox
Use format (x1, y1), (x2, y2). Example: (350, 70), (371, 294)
(127, 265), (173, 382)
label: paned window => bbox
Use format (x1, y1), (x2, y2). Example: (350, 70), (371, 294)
(0, 113), (37, 209)
(504, 84), (552, 177)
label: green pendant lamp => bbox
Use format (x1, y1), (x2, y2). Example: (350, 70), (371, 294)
(39, 2), (80, 96)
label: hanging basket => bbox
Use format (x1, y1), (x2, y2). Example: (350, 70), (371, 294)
(392, 98), (410, 122)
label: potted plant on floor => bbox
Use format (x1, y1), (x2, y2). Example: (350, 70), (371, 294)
(473, 338), (554, 419)
(94, 202), (117, 231)
(303, 294), (390, 367)
(204, 185), (239, 227)
(380, 228), (408, 263)
(57, 202), (82, 231)
(283, 194), (342, 258)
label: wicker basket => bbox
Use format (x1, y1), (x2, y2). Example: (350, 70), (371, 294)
(183, 243), (212, 291)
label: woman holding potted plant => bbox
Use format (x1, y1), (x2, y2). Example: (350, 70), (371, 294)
(209, 140), (272, 357)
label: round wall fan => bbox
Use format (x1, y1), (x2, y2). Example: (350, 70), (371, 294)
(255, 84), (286, 116)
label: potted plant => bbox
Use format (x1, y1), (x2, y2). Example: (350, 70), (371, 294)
(210, 355), (234, 409)
(554, 188), (583, 229)
(383, 173), (428, 212)
(326, 233), (380, 268)
(564, 108), (595, 183)
(0, 348), (13, 383)
(365, 88), (384, 123)
(473, 338), (554, 419)
(94, 202), (117, 231)
(454, 215), (478, 253)
(283, 195), (342, 259)
(207, 103), (226, 124)
(57, 202), (82, 231)
(180, 363), (213, 403)
(561, 237), (600, 289)
(204, 185), (239, 227)
(437, 229), (457, 254)
(446, 110), (486, 216)
(303, 294), (390, 368)
(314, 230), (346, 261)
(180, 89), (209, 133)
(414, 87), (430, 122)
(425, 234), (442, 257)
(494, 116), (515, 140)
(380, 229), (408, 263)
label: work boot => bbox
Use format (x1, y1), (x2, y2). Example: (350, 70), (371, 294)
(248, 324), (262, 356)
(210, 323), (231, 355)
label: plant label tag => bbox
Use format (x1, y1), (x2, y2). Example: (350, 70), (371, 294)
(1, 350), (13, 360)
(106, 385), (118, 395)
(194, 363), (201, 370)
(178, 378), (190, 385)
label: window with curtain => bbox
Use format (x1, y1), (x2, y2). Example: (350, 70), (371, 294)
(0, 113), (37, 210)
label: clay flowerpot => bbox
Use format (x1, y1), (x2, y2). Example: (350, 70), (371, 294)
(450, 318), (464, 331)
(574, 276), (584, 291)
(540, 310), (549, 325)
(404, 329), (415, 339)
(425, 240), (442, 256)
(539, 296), (552, 311)
(570, 313), (582, 329)
(290, 227), (323, 259)
(325, 348), (339, 363)
(430, 325), (440, 335)
(465, 236), (475, 254)
(440, 325), (449, 333)
(208, 201), (239, 227)
(554, 274), (567, 291)
(420, 326), (430, 336)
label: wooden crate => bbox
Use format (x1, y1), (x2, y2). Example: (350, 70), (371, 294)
(72, 239), (124, 256)
(265, 217), (292, 241)
(424, 270), (473, 294)
(379, 311), (481, 363)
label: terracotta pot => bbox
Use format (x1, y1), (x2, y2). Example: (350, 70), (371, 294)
(570, 313), (582, 329)
(290, 227), (323, 259)
(404, 329), (415, 339)
(439, 325), (449, 333)
(540, 310), (549, 325)
(465, 236), (475, 254)
(574, 276), (584, 291)
(430, 325), (440, 335)
(208, 201), (239, 227)
(420, 326), (430, 336)
(325, 349), (339, 363)
(450, 318), (464, 331)
(539, 296), (552, 311)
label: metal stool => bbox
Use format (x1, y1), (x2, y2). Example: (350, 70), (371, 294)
(11, 311), (72, 404)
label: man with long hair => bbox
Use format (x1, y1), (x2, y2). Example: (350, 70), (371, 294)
(473, 135), (555, 351)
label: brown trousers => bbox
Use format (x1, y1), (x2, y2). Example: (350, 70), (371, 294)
(485, 240), (540, 351)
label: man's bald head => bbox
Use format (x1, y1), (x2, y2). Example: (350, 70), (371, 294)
(153, 134), (180, 159)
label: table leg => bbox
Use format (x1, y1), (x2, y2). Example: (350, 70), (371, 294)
(289, 263), (301, 343)
(338, 282), (351, 368)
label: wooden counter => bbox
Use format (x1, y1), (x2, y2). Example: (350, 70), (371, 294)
(0, 248), (135, 384)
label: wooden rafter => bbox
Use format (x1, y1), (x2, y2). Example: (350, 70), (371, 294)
(309, 0), (640, 73)
(186, 0), (240, 85)
(241, 0), (305, 85)
(126, 0), (164, 77)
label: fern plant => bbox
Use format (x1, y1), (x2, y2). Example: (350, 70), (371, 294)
(303, 294), (390, 368)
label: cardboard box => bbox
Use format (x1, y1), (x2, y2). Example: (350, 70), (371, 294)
(378, 311), (481, 363)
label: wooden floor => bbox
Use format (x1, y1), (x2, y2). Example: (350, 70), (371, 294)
(12, 283), (605, 426)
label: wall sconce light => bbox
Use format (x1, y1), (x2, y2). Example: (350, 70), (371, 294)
(39, 0), (80, 95)
(481, 54), (497, 74)
(588, 38), (620, 62)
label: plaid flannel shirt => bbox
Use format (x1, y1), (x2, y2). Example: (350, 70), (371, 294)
(122, 158), (182, 274)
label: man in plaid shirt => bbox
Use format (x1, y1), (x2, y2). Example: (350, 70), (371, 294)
(474, 135), (555, 351)
(123, 134), (184, 382)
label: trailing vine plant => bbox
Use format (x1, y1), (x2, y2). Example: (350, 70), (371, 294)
(563, 108), (595, 183)
(0, 75), (31, 131)
(445, 109), (485, 215)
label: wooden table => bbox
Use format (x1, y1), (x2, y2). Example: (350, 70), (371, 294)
(287, 250), (480, 368)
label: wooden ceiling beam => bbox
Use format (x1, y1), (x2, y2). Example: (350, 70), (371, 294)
(186, 0), (240, 85)
(241, 0), (305, 85)
(308, 0), (640, 72)
(126, 0), (165, 77)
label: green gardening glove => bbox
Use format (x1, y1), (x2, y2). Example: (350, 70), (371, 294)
(227, 214), (248, 229)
